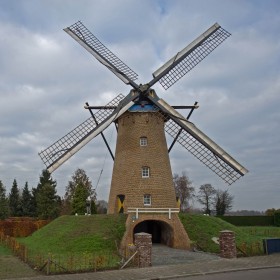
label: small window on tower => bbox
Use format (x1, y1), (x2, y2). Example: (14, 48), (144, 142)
(140, 137), (148, 146)
(142, 166), (150, 178)
(143, 194), (151, 206)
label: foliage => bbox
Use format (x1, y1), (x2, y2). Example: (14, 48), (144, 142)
(173, 172), (195, 212)
(96, 200), (108, 214)
(265, 208), (280, 216)
(219, 215), (275, 226)
(21, 182), (34, 217)
(65, 168), (97, 215)
(9, 179), (22, 217)
(215, 189), (234, 216)
(274, 213), (280, 227)
(0, 217), (49, 237)
(0, 181), (9, 220)
(197, 184), (216, 215)
(35, 170), (60, 219)
(36, 183), (60, 219)
(71, 183), (89, 215)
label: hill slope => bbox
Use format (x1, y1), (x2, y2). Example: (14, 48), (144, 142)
(20, 214), (126, 255)
(179, 214), (263, 255)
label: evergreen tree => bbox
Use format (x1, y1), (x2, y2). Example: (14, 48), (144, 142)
(0, 180), (9, 219)
(21, 182), (33, 216)
(35, 170), (60, 219)
(9, 179), (22, 216)
(36, 182), (60, 219)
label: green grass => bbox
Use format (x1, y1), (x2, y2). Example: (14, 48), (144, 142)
(239, 226), (280, 238)
(17, 214), (127, 272)
(0, 244), (12, 256)
(179, 214), (264, 255)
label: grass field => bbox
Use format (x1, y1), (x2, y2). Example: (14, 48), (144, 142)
(1, 213), (278, 275)
(17, 214), (127, 273)
(179, 214), (266, 255)
(239, 226), (280, 238)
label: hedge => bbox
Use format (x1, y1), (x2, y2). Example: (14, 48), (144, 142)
(218, 216), (275, 226)
(274, 213), (280, 227)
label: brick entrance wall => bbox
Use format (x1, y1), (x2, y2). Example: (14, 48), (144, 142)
(120, 214), (190, 251)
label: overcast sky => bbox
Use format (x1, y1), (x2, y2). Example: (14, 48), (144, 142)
(0, 0), (279, 211)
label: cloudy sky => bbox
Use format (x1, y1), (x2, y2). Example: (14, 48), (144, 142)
(0, 0), (279, 211)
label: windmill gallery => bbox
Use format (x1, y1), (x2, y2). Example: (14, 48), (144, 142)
(39, 21), (248, 249)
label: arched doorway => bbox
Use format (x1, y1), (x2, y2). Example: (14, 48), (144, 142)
(133, 220), (174, 246)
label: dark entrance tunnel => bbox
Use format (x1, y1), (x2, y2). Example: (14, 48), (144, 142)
(133, 220), (174, 246)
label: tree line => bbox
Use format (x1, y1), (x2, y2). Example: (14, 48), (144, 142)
(0, 168), (105, 220)
(173, 172), (234, 216)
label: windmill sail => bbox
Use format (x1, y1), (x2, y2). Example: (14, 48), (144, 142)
(150, 23), (231, 90)
(147, 95), (248, 185)
(39, 93), (138, 173)
(64, 21), (139, 89)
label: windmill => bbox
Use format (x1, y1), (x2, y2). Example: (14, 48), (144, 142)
(39, 21), (248, 249)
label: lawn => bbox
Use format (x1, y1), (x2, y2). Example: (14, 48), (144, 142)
(17, 214), (127, 273)
(179, 214), (264, 256)
(238, 226), (280, 238)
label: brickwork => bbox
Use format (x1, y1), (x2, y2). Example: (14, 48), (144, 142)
(120, 213), (190, 251)
(134, 232), (152, 267)
(108, 111), (177, 213)
(219, 230), (237, 258)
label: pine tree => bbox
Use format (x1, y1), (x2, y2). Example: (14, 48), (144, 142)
(37, 183), (60, 219)
(35, 170), (60, 219)
(9, 179), (22, 216)
(21, 182), (33, 216)
(0, 180), (9, 219)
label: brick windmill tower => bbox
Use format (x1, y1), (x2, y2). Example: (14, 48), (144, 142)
(39, 21), (248, 249)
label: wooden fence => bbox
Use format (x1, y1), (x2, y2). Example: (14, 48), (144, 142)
(0, 232), (125, 274)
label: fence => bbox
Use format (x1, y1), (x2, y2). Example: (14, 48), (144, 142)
(127, 208), (179, 219)
(0, 232), (126, 274)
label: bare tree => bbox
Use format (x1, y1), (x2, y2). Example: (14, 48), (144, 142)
(197, 184), (216, 215)
(173, 172), (195, 212)
(215, 189), (234, 216)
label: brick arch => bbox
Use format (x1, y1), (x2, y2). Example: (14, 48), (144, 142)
(132, 218), (174, 246)
(120, 214), (190, 251)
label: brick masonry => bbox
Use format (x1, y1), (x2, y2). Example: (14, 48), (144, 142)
(134, 232), (152, 267)
(108, 111), (177, 212)
(219, 230), (237, 258)
(120, 213), (190, 251)
(107, 110), (190, 250)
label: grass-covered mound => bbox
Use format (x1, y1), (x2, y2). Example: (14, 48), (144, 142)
(18, 214), (127, 272)
(179, 214), (264, 255)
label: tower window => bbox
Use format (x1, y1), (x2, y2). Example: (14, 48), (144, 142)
(140, 137), (148, 146)
(142, 166), (150, 178)
(143, 194), (151, 206)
